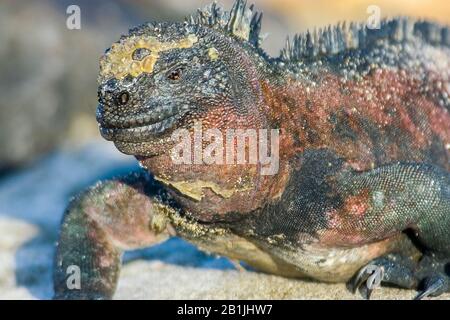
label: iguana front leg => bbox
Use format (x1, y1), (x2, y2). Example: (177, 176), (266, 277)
(53, 171), (175, 299)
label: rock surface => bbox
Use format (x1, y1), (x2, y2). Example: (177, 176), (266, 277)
(0, 141), (448, 300)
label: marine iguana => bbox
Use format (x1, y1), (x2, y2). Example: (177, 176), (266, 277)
(54, 0), (450, 299)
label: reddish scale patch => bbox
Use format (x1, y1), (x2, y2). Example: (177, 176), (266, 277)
(427, 101), (450, 143)
(320, 189), (374, 247)
(263, 68), (450, 171)
(343, 190), (370, 217)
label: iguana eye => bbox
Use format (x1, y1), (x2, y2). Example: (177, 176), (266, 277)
(167, 68), (183, 81)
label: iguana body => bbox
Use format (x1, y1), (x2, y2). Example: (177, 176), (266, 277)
(54, 1), (450, 299)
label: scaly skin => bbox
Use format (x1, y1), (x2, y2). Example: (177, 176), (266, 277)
(54, 1), (450, 299)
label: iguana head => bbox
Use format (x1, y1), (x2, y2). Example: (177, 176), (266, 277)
(97, 1), (268, 158)
(96, 1), (288, 221)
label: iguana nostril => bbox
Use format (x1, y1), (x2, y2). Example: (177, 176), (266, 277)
(117, 91), (130, 105)
(132, 48), (151, 61)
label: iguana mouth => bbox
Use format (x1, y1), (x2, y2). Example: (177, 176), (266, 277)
(99, 115), (180, 142)
(97, 103), (187, 142)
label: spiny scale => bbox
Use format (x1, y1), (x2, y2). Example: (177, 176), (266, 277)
(187, 0), (263, 47)
(280, 18), (450, 61)
(187, 1), (449, 64)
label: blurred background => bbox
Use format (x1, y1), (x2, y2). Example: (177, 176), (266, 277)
(0, 0), (449, 299)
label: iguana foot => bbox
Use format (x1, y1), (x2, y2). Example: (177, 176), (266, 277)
(352, 254), (418, 299)
(414, 255), (449, 300)
(415, 275), (448, 300)
(352, 263), (384, 299)
(352, 253), (450, 299)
